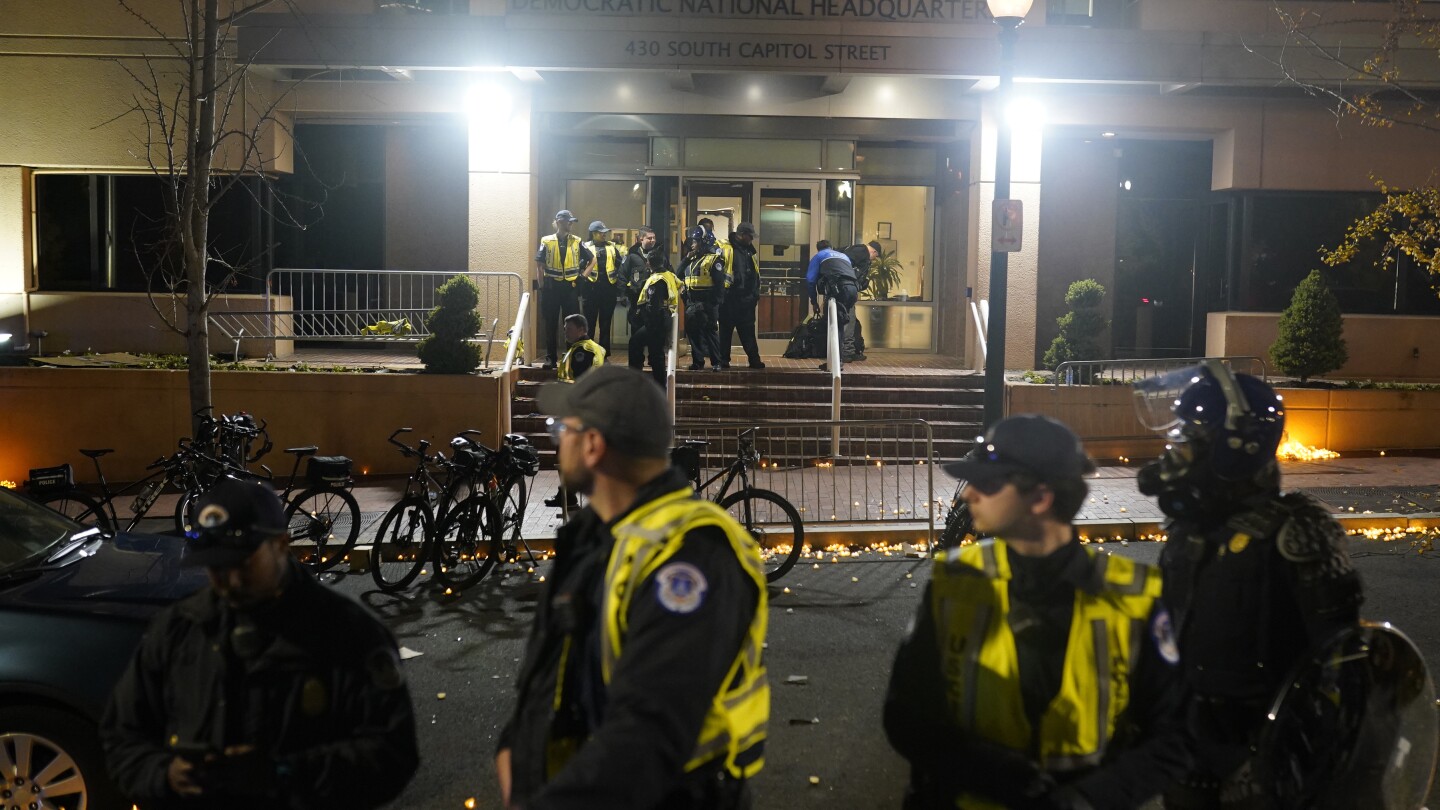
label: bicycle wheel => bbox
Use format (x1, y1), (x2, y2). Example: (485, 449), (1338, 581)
(719, 488), (804, 583)
(370, 496), (432, 592)
(496, 476), (528, 560)
(432, 494), (501, 591)
(285, 486), (362, 572)
(36, 491), (114, 535)
(174, 489), (199, 535)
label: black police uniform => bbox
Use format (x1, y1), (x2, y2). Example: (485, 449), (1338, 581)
(101, 559), (418, 810)
(719, 235), (762, 368)
(498, 468), (758, 809)
(1160, 493), (1363, 807)
(885, 541), (1190, 809)
(680, 251), (726, 370)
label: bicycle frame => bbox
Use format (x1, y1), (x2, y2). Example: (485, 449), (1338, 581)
(692, 429), (759, 503)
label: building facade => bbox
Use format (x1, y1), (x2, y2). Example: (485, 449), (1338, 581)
(4, 0), (1440, 374)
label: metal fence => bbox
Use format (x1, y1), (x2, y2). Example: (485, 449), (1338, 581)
(208, 269), (524, 351)
(1052, 355), (1269, 387)
(673, 419), (937, 545)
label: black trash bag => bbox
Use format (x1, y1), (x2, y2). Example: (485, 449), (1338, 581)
(783, 313), (828, 359)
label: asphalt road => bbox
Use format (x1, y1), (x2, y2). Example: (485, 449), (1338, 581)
(317, 537), (1440, 810)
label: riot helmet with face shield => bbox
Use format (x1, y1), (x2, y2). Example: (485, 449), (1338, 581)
(1133, 360), (1286, 521)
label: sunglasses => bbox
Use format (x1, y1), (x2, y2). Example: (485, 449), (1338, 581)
(964, 477), (1013, 496)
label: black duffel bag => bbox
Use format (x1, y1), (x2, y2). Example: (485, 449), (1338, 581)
(306, 456), (353, 486)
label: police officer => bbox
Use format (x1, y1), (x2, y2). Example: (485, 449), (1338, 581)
(885, 414), (1188, 809)
(579, 220), (626, 354)
(496, 365), (768, 809)
(558, 313), (605, 383)
(101, 477), (418, 809)
(718, 222), (764, 369)
(536, 210), (594, 369)
(629, 250), (684, 390)
(678, 226), (728, 371)
(1133, 361), (1364, 808)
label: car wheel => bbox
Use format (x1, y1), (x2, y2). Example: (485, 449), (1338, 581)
(0, 706), (121, 810)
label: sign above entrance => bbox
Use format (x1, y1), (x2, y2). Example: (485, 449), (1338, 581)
(508, 0), (996, 23)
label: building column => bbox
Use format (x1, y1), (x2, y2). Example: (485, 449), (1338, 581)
(467, 80), (537, 356)
(967, 97), (1043, 372)
(0, 167), (26, 344)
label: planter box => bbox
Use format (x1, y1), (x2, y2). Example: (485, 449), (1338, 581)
(0, 367), (503, 484)
(1007, 382), (1440, 458)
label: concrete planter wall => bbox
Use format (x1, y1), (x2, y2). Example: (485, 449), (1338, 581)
(1008, 383), (1440, 458)
(0, 367), (503, 484)
(1206, 312), (1440, 382)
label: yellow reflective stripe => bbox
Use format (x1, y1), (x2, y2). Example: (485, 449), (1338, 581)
(1091, 618), (1111, 754)
(553, 635), (572, 711)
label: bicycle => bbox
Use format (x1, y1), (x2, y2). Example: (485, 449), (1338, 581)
(276, 445), (360, 573)
(431, 431), (541, 591)
(370, 428), (462, 592)
(26, 444), (211, 536)
(672, 428), (805, 582)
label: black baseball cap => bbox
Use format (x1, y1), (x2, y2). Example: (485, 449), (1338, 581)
(537, 365), (672, 458)
(181, 477), (289, 568)
(555, 209), (579, 222)
(735, 222), (757, 236)
(943, 414), (1095, 487)
(588, 220), (610, 233)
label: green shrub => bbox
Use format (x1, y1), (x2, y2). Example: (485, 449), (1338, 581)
(1270, 269), (1348, 383)
(1042, 279), (1109, 370)
(418, 276), (482, 373)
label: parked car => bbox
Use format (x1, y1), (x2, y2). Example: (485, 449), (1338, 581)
(0, 486), (205, 810)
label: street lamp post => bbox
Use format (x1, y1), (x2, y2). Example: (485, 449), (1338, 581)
(982, 0), (1033, 428)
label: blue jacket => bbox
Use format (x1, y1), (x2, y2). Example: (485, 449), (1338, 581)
(806, 248), (845, 308)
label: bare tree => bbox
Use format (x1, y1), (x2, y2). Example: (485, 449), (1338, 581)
(108, 0), (304, 429)
(1259, 0), (1440, 133)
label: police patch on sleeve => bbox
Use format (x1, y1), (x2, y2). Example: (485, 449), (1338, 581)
(1152, 608), (1180, 665)
(655, 562), (708, 614)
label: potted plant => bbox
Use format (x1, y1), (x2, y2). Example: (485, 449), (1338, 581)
(864, 249), (904, 301)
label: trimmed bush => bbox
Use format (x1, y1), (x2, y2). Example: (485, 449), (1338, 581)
(1271, 269), (1348, 383)
(1042, 279), (1109, 370)
(418, 276), (482, 373)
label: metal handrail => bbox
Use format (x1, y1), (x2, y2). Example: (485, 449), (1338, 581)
(827, 298), (842, 457)
(1052, 355), (1269, 387)
(970, 299), (988, 364)
(500, 292), (530, 435)
(666, 309), (679, 420)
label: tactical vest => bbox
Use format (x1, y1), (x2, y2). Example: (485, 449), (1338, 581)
(684, 251), (731, 290)
(558, 338), (606, 382)
(584, 241), (627, 285)
(603, 487), (769, 778)
(930, 540), (1161, 810)
(541, 233), (583, 281)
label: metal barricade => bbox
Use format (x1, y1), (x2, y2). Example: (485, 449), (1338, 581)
(1052, 355), (1268, 387)
(673, 419), (936, 545)
(208, 269), (523, 351)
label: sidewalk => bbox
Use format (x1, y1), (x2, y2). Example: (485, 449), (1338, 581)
(336, 454), (1440, 546)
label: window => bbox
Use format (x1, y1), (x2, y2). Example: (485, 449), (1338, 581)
(34, 174), (269, 293)
(855, 185), (934, 301)
(565, 180), (647, 247)
(1231, 193), (1440, 314)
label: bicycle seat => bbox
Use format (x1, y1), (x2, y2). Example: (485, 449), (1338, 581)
(285, 446), (319, 457)
(679, 439), (709, 449)
(80, 448), (114, 458)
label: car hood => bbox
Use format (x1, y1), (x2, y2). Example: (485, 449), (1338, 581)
(0, 532), (206, 619)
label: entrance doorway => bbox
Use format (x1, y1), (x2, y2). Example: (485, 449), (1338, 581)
(682, 178), (832, 338)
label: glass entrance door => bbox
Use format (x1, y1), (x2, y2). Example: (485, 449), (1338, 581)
(754, 182), (819, 338)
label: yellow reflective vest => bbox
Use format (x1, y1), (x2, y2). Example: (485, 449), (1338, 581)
(602, 487), (770, 778)
(541, 233), (584, 281)
(558, 338), (606, 382)
(684, 251), (731, 290)
(930, 539), (1161, 810)
(584, 241), (628, 285)
(639, 270), (685, 311)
